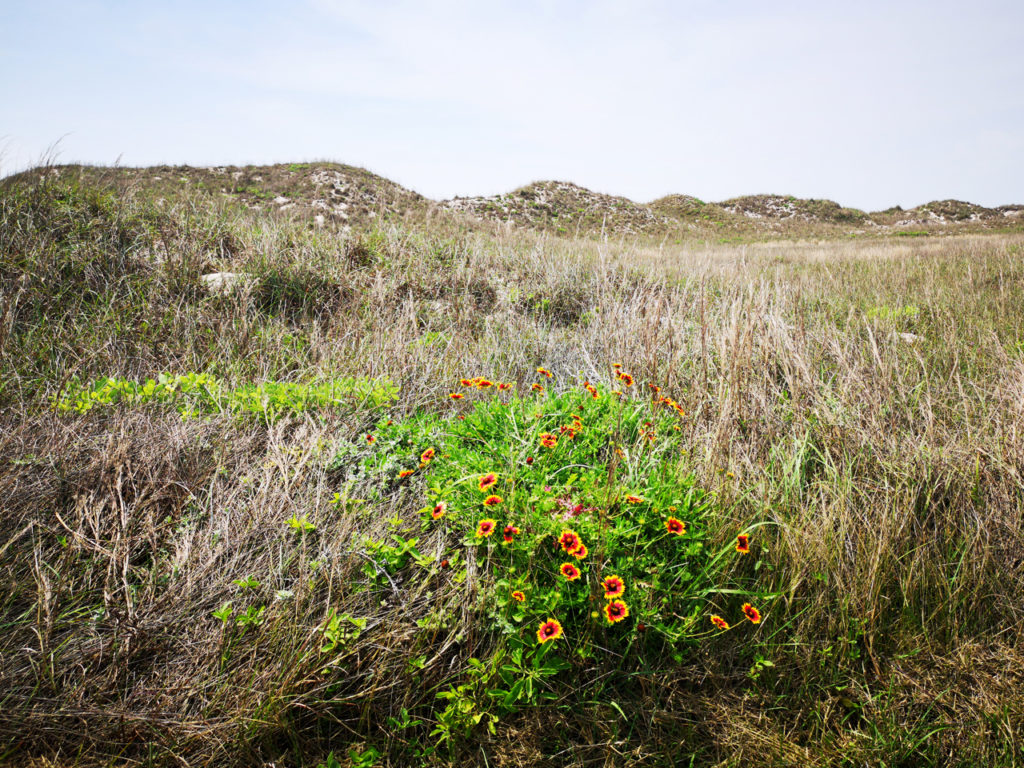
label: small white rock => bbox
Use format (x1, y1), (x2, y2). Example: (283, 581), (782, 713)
(895, 332), (923, 344)
(201, 272), (254, 294)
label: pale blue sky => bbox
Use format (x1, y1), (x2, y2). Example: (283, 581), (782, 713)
(3, 0), (1023, 209)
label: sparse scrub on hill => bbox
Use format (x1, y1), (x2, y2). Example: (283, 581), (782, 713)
(1, 174), (1024, 766)
(19, 162), (1024, 242)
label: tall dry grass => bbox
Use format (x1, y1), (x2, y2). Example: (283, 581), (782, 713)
(1, 177), (1022, 766)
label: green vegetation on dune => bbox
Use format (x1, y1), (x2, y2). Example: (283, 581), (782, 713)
(1, 173), (1024, 767)
(8, 163), (1022, 242)
(318, 378), (766, 756)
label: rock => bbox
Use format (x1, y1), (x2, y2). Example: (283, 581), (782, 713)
(894, 332), (923, 344)
(200, 272), (254, 294)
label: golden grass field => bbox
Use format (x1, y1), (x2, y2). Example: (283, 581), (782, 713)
(2, 171), (1023, 767)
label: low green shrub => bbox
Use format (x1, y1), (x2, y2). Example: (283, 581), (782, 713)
(336, 370), (771, 748)
(55, 372), (399, 418)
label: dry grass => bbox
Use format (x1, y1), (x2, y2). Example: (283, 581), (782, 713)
(1, 176), (1023, 766)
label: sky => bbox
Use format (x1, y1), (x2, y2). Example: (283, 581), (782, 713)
(3, 0), (1023, 209)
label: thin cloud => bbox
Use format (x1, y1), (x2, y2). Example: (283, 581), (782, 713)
(2, 0), (1022, 207)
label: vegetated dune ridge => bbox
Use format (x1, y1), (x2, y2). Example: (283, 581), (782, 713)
(9, 162), (1024, 239)
(2, 166), (1024, 768)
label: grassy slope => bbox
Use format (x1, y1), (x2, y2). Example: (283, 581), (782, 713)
(12, 163), (1024, 241)
(1, 172), (1024, 767)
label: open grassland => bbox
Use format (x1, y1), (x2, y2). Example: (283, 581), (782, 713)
(1, 177), (1023, 767)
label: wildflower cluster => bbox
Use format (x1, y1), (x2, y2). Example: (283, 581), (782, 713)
(349, 370), (770, 729)
(656, 394), (687, 418)
(559, 413), (583, 440)
(458, 376), (516, 391)
(450, 375), (524, 401)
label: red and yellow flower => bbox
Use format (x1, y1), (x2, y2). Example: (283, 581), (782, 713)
(657, 396), (686, 417)
(540, 432), (558, 448)
(476, 379), (494, 389)
(431, 502), (447, 520)
(559, 424), (579, 440)
(710, 615), (730, 630)
(502, 524), (520, 543)
(604, 599), (629, 624)
(476, 518), (497, 537)
(559, 562), (581, 581)
(366, 434), (376, 444)
(665, 517), (686, 535)
(531, 383), (545, 393)
(558, 529), (582, 554)
(482, 494), (503, 507)
(398, 469), (415, 478)
(742, 603), (762, 624)
(449, 392), (464, 400)
(625, 494), (644, 505)
(497, 382), (512, 391)
(570, 542), (588, 559)
(537, 618), (563, 643)
(537, 367), (553, 378)
(420, 447), (436, 465)
(736, 534), (750, 554)
(512, 590), (525, 603)
(478, 473), (498, 491)
(601, 575), (625, 599)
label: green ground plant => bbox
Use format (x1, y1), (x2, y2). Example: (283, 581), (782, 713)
(54, 372), (398, 419)
(340, 374), (769, 752)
